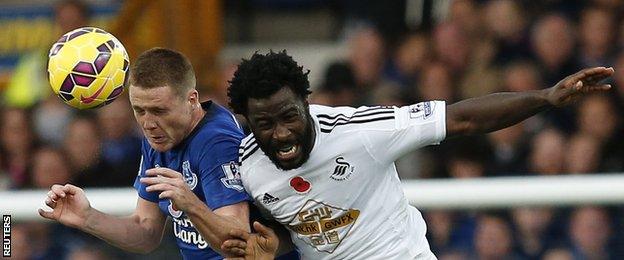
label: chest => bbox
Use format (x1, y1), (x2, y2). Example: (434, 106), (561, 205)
(247, 140), (382, 223)
(149, 151), (204, 216)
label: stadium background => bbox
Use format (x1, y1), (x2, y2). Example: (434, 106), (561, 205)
(1, 0), (623, 259)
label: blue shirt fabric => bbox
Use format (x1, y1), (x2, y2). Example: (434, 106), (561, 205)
(134, 101), (250, 260)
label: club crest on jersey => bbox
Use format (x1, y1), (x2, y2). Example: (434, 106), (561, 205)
(330, 157), (354, 181)
(409, 101), (434, 119)
(221, 161), (244, 191)
(168, 200), (183, 218)
(182, 161), (198, 190)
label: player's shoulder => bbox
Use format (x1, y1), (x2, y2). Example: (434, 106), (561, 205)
(197, 102), (243, 140)
(311, 104), (396, 134)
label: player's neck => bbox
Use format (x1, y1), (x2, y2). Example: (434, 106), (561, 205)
(188, 105), (206, 135)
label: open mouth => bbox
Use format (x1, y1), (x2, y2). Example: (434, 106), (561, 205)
(276, 144), (299, 161)
(151, 136), (166, 144)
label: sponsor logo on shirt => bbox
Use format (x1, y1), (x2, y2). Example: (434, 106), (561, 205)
(221, 161), (244, 191)
(172, 216), (209, 249)
(182, 161), (198, 190)
(262, 193), (280, 205)
(330, 157), (354, 181)
(287, 200), (360, 253)
(409, 101), (434, 119)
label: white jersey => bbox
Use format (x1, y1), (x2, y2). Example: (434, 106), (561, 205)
(239, 101), (446, 259)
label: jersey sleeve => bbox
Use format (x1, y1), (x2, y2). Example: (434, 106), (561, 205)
(198, 135), (251, 210)
(133, 141), (159, 203)
(359, 101), (446, 164)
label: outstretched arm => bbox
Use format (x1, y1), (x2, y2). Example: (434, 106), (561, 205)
(446, 67), (614, 138)
(39, 184), (167, 253)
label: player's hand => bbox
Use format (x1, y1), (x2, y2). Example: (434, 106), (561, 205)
(140, 167), (200, 212)
(38, 184), (92, 229)
(545, 66), (614, 107)
(222, 221), (278, 260)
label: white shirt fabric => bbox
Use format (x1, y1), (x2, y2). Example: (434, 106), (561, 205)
(239, 101), (446, 259)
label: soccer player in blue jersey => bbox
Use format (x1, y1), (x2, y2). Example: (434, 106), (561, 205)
(39, 48), (250, 259)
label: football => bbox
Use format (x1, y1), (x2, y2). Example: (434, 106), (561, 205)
(47, 27), (129, 109)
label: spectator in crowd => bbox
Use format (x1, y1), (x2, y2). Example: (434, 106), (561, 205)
(0, 108), (35, 188)
(528, 128), (567, 175)
(346, 25), (386, 104)
(10, 224), (33, 260)
(613, 51), (624, 105)
(96, 97), (142, 180)
(568, 206), (613, 260)
(415, 61), (456, 102)
(576, 94), (619, 143)
(433, 22), (471, 74)
(0, 150), (11, 190)
(437, 249), (471, 260)
(530, 13), (578, 86)
(311, 62), (358, 106)
(511, 207), (556, 259)
(66, 245), (111, 260)
(447, 150), (487, 179)
(447, 0), (481, 38)
(503, 60), (545, 92)
(210, 60), (240, 106)
(542, 247), (574, 260)
(425, 210), (475, 254)
(31, 146), (74, 189)
(487, 123), (529, 175)
(472, 213), (521, 260)
(577, 7), (617, 68)
(565, 133), (602, 174)
(483, 0), (530, 65)
(63, 115), (118, 187)
(383, 31), (432, 89)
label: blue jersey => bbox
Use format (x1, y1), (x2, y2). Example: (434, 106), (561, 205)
(134, 101), (250, 260)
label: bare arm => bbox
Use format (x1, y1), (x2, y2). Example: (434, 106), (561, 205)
(186, 201), (250, 255)
(39, 184), (166, 254)
(446, 67), (614, 138)
(83, 197), (167, 253)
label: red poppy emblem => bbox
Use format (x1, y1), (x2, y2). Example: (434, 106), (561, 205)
(290, 176), (311, 193)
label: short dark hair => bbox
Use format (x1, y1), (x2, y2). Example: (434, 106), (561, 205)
(228, 50), (311, 115)
(129, 47), (196, 97)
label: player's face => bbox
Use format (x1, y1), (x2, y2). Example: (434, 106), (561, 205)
(246, 87), (315, 170)
(129, 85), (196, 152)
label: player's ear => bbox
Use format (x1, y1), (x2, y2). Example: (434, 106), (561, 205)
(188, 89), (199, 106)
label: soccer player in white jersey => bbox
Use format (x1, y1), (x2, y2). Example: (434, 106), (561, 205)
(222, 51), (614, 259)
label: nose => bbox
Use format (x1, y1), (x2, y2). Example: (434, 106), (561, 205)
(272, 123), (291, 142)
(142, 115), (157, 130)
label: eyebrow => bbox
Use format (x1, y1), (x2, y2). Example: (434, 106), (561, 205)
(132, 105), (167, 111)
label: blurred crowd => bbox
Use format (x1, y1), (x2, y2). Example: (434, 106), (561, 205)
(2, 0), (624, 259)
